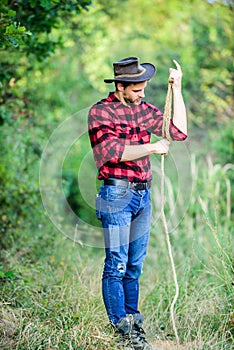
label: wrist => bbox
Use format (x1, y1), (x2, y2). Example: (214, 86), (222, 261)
(173, 83), (181, 89)
(172, 80), (182, 90)
(147, 143), (155, 155)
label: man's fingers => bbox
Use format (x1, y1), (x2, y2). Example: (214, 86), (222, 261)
(161, 139), (170, 146)
(160, 139), (170, 153)
(172, 59), (182, 72)
(169, 60), (182, 81)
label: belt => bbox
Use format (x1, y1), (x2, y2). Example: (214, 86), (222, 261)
(104, 178), (151, 191)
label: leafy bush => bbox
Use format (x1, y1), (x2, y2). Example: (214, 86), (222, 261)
(211, 122), (234, 166)
(0, 122), (33, 228)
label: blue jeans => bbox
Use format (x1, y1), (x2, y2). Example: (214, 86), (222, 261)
(96, 184), (151, 325)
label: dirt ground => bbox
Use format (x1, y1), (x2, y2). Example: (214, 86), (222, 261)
(150, 340), (199, 350)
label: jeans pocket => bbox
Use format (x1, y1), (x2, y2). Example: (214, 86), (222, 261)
(106, 186), (129, 201)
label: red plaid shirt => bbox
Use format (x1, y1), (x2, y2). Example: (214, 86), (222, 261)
(88, 92), (187, 182)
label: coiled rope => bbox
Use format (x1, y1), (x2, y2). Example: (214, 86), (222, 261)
(161, 78), (180, 347)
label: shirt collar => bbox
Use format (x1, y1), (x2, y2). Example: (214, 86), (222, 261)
(104, 92), (125, 110)
(106, 92), (121, 105)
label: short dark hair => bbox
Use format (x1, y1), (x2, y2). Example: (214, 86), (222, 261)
(115, 81), (132, 91)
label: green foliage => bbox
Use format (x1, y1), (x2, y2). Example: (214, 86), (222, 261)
(0, 1), (233, 348)
(0, 120), (41, 249)
(0, 0), (93, 133)
(211, 122), (234, 165)
(0, 1), (30, 49)
(0, 0), (92, 55)
(187, 6), (233, 127)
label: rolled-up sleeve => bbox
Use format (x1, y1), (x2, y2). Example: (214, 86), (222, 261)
(88, 104), (125, 169)
(168, 120), (187, 141)
(146, 103), (187, 141)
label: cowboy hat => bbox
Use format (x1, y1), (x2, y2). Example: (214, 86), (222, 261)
(104, 57), (156, 83)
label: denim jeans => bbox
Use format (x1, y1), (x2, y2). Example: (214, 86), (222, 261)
(96, 184), (151, 325)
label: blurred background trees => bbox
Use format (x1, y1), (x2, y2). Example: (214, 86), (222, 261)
(0, 0), (233, 245)
(0, 1), (233, 348)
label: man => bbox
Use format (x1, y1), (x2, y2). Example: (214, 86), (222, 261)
(88, 57), (187, 349)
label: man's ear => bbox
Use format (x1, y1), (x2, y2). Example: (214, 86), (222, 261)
(116, 83), (124, 92)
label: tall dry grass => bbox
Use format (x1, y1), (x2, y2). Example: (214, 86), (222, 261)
(0, 154), (233, 349)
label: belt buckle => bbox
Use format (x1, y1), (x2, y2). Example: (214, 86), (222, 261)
(132, 182), (146, 191)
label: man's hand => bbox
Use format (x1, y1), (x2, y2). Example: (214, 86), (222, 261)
(169, 59), (182, 90)
(150, 139), (170, 155)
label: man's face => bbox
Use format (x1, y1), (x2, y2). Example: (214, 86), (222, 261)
(121, 81), (148, 105)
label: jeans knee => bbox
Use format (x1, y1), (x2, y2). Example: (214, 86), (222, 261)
(103, 260), (127, 279)
(125, 263), (142, 279)
(116, 262), (126, 275)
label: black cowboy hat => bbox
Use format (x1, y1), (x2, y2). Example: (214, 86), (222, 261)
(104, 57), (156, 83)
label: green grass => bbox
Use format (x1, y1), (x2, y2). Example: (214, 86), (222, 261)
(0, 156), (233, 349)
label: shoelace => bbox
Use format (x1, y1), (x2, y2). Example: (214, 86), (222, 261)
(132, 329), (147, 342)
(130, 324), (150, 349)
(116, 315), (150, 349)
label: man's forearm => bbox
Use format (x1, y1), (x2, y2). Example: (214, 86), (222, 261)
(120, 140), (170, 162)
(172, 89), (187, 135)
(168, 60), (187, 136)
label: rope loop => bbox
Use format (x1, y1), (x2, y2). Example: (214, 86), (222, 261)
(162, 80), (174, 142)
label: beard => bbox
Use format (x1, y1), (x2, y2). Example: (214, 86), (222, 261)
(124, 96), (142, 105)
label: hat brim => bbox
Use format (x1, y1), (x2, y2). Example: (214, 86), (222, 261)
(104, 63), (156, 83)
